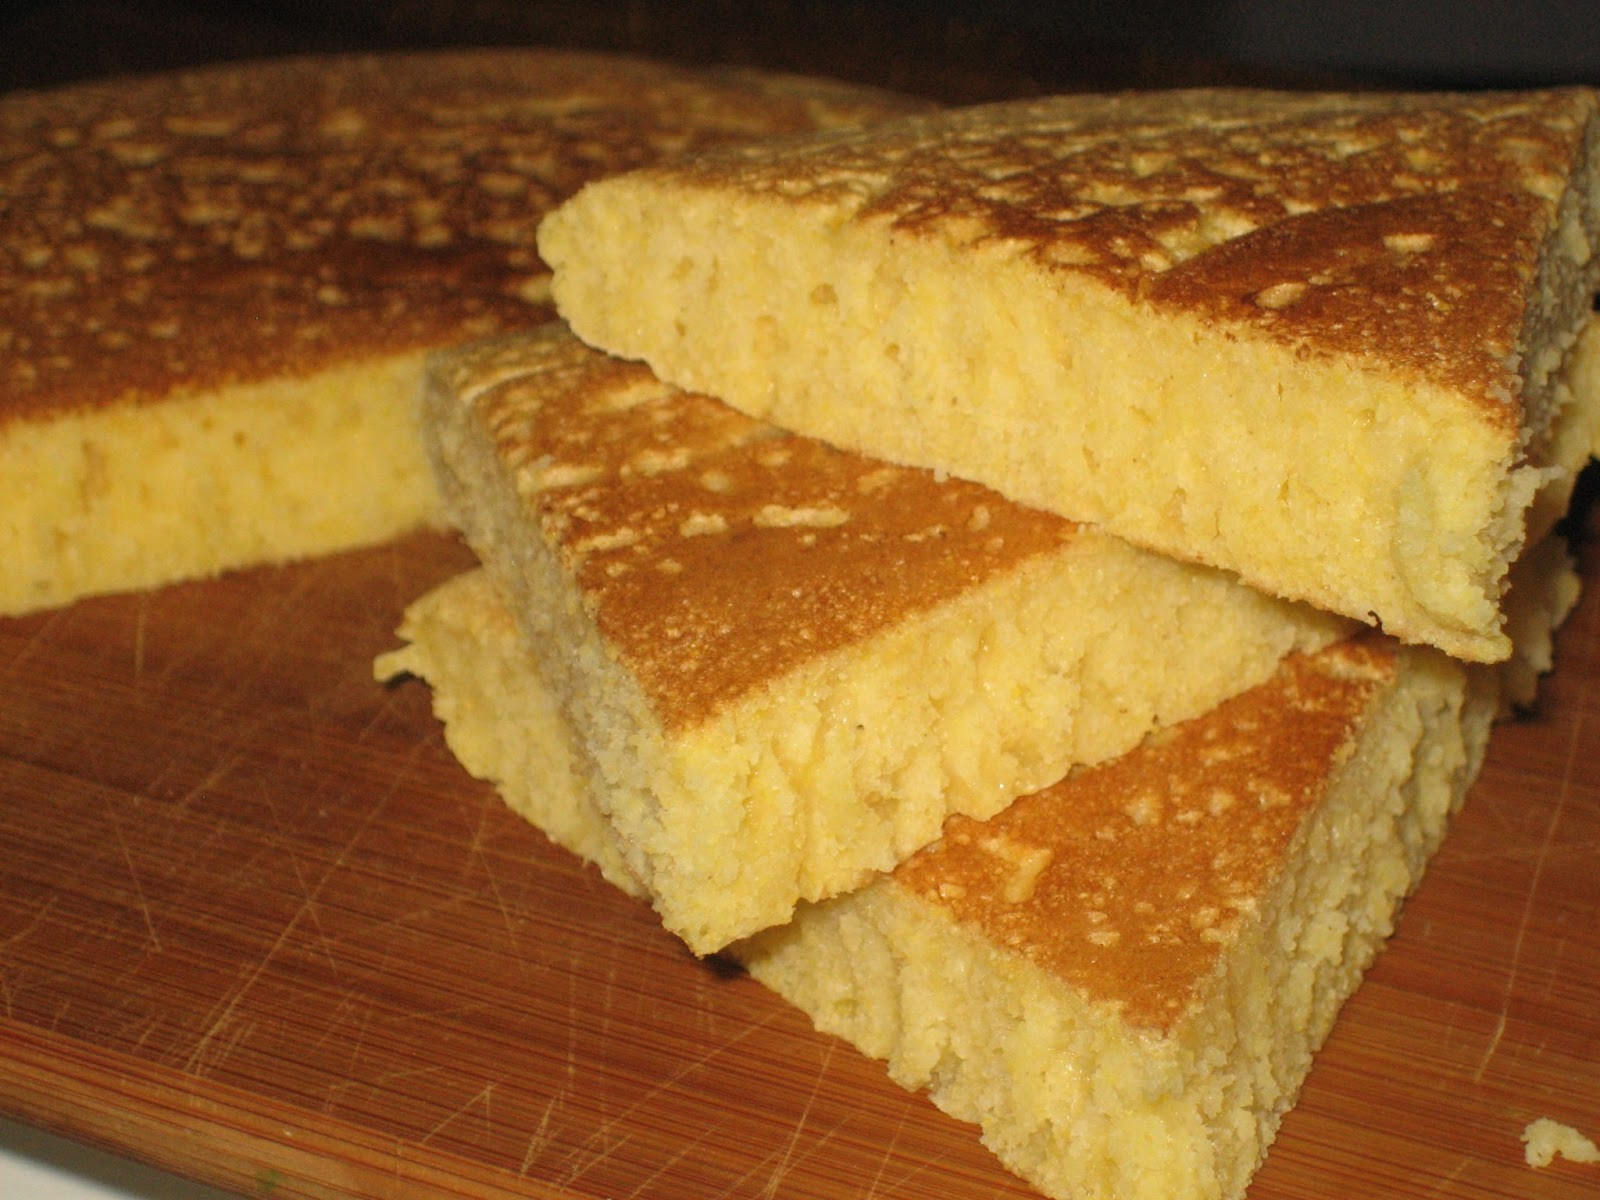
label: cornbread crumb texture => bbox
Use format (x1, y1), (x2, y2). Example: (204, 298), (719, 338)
(1523, 1118), (1600, 1168)
(542, 86), (1600, 661)
(740, 636), (1494, 1200)
(374, 569), (643, 900)
(0, 352), (438, 616)
(2, 49), (924, 420)
(1526, 314), (1600, 545)
(1497, 533), (1581, 711)
(422, 326), (1348, 952)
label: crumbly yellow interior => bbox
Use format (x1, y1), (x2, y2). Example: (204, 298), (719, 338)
(541, 182), (1600, 664)
(0, 353), (442, 616)
(736, 645), (1496, 1200)
(374, 570), (643, 900)
(1498, 533), (1583, 710)
(424, 353), (1350, 953)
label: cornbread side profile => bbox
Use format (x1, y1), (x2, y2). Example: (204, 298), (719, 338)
(416, 325), (1349, 953)
(540, 86), (1600, 661)
(376, 518), (1576, 881)
(0, 49), (923, 616)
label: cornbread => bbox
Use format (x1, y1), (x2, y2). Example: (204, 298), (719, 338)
(1523, 1118), (1600, 1168)
(377, 516), (1575, 877)
(736, 636), (1495, 1200)
(377, 510), (1576, 1198)
(415, 325), (1349, 953)
(377, 570), (646, 902)
(0, 49), (923, 615)
(378, 553), (1582, 1200)
(540, 86), (1600, 662)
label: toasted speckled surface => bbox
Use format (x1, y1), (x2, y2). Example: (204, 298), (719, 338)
(894, 637), (1398, 1032)
(0, 48), (925, 424)
(430, 326), (1075, 730)
(611, 86), (1598, 422)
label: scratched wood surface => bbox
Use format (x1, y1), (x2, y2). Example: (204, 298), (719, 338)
(0, 484), (1596, 1200)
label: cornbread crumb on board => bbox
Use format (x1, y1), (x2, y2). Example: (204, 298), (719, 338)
(0, 48), (925, 616)
(411, 324), (1349, 954)
(541, 85), (1600, 662)
(1523, 1118), (1600, 1168)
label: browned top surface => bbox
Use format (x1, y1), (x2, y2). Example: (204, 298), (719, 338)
(895, 637), (1400, 1031)
(437, 326), (1076, 729)
(0, 48), (924, 424)
(629, 87), (1599, 421)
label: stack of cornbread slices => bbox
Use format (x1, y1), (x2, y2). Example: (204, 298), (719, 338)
(9, 43), (1594, 1200)
(388, 326), (1351, 951)
(380, 85), (1600, 1200)
(0, 48), (925, 616)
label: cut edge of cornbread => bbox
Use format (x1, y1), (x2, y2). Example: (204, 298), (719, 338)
(540, 90), (1600, 663)
(375, 569), (645, 901)
(0, 352), (441, 617)
(1500, 532), (1583, 711)
(418, 328), (1351, 953)
(373, 535), (1576, 1200)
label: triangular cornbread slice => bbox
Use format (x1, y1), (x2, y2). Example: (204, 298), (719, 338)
(540, 87), (1600, 662)
(0, 49), (923, 616)
(412, 324), (1348, 953)
(376, 564), (1553, 1200)
(736, 635), (1495, 1200)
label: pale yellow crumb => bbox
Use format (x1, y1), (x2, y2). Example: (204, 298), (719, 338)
(1522, 1117), (1600, 1168)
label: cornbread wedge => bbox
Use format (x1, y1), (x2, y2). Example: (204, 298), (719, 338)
(736, 635), (1495, 1200)
(376, 577), (1510, 1200)
(0, 49), (923, 616)
(540, 87), (1600, 662)
(414, 325), (1349, 953)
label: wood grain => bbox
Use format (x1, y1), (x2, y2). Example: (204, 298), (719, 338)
(0, 480), (1596, 1200)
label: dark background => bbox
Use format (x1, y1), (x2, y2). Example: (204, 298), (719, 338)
(2, 0), (1596, 101)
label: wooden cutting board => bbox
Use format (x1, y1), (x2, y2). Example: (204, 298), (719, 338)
(1, 478), (1597, 1200)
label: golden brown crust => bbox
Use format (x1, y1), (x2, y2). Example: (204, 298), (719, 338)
(894, 637), (1397, 1031)
(0, 48), (924, 425)
(647, 87), (1599, 424)
(445, 326), (1075, 729)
